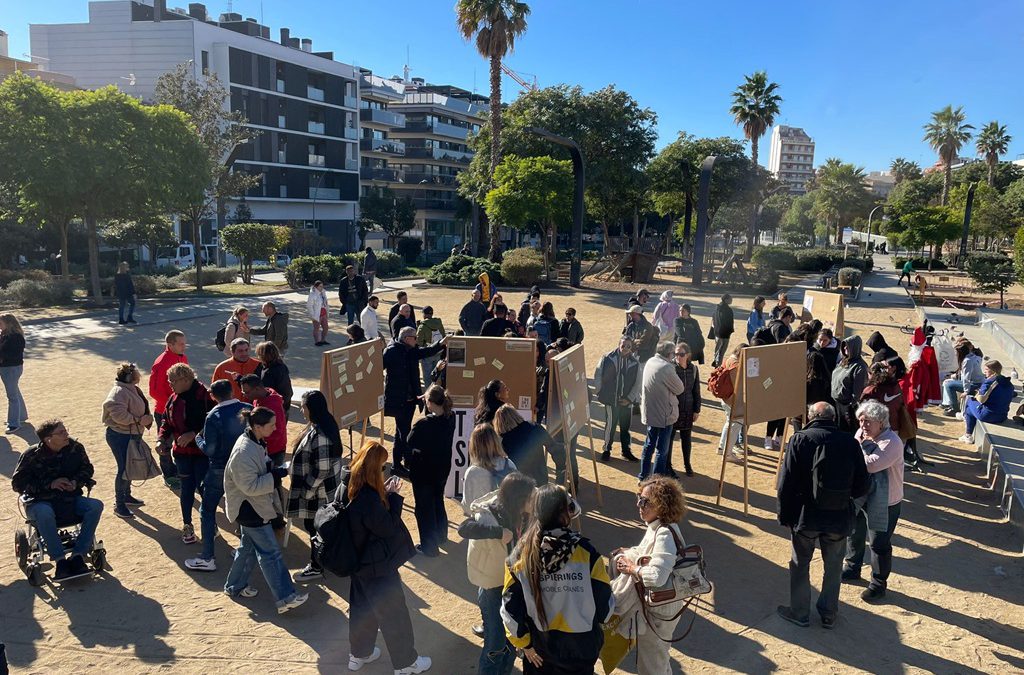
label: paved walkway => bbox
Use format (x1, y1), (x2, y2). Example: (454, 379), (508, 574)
(851, 254), (914, 307)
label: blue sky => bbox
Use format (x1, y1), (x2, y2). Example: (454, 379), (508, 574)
(5, 0), (1023, 171)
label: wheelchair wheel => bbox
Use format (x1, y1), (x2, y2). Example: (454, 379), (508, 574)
(91, 548), (107, 572)
(27, 565), (44, 587)
(14, 530), (30, 573)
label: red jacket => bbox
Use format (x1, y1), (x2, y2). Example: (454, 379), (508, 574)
(160, 380), (215, 457)
(901, 346), (941, 410)
(254, 388), (287, 456)
(149, 349), (188, 414)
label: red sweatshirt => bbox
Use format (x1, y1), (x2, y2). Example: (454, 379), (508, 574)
(149, 349), (188, 415)
(254, 388), (287, 456)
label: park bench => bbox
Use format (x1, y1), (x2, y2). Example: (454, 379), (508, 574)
(977, 417), (1024, 554)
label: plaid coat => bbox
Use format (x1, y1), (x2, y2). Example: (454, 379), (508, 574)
(286, 425), (342, 521)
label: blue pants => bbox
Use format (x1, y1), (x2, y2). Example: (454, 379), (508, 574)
(173, 454), (209, 525)
(118, 295), (135, 322)
(845, 502), (902, 590)
(105, 427), (137, 508)
(964, 399), (1005, 435)
(199, 467), (225, 561)
(0, 364), (27, 427)
(346, 306), (357, 325)
(224, 523), (297, 606)
(639, 425), (673, 480)
(26, 496), (104, 562)
(478, 585), (515, 675)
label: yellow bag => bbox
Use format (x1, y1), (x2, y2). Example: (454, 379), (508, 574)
(598, 616), (635, 674)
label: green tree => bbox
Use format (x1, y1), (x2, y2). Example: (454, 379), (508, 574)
(975, 121), (1012, 188)
(455, 0), (531, 260)
(886, 206), (960, 268)
(948, 182), (1014, 248)
(1014, 226), (1024, 283)
(812, 158), (873, 244)
(271, 225), (292, 259)
(889, 157), (923, 184)
(103, 216), (177, 270)
(780, 192), (817, 246)
(232, 199), (254, 223)
(483, 154), (572, 277)
(358, 188), (417, 247)
(155, 62), (260, 291)
(923, 105), (974, 205)
(220, 222), (277, 284)
(1001, 179), (1024, 227)
(458, 84), (657, 250)
(729, 71), (782, 166)
(965, 251), (1015, 308)
(760, 192), (792, 239)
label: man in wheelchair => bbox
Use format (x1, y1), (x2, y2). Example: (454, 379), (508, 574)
(12, 419), (105, 580)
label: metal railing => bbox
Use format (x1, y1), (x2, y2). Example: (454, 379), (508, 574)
(360, 108), (406, 127)
(360, 138), (406, 155)
(360, 166), (403, 182)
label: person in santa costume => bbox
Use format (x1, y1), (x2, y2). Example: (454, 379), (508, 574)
(900, 326), (940, 411)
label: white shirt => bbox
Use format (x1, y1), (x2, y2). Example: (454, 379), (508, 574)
(360, 305), (381, 338)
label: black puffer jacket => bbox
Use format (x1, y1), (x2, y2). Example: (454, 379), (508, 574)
(340, 469), (417, 579)
(383, 339), (445, 414)
(865, 331), (907, 380)
(672, 362), (702, 430)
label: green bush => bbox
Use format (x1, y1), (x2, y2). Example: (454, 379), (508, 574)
(152, 264), (182, 278)
(173, 266), (238, 286)
(751, 246), (798, 271)
(101, 275), (159, 297)
(0, 269), (52, 288)
(1, 278), (75, 307)
(838, 267), (863, 287)
(286, 255), (346, 287)
(861, 255), (874, 272)
(892, 256), (948, 271)
(751, 266), (780, 295)
(501, 248), (544, 287)
(840, 258), (866, 272)
(348, 251), (405, 277)
(154, 275), (181, 290)
(395, 237), (423, 265)
(794, 250), (846, 272)
(426, 255), (501, 286)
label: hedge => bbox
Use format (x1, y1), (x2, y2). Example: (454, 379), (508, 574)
(285, 252), (407, 288)
(426, 255), (501, 286)
(0, 269), (53, 288)
(892, 256), (948, 271)
(173, 266), (239, 286)
(101, 275), (159, 297)
(1, 278), (75, 307)
(838, 267), (863, 287)
(748, 246), (855, 272)
(500, 248), (544, 287)
(751, 246), (797, 272)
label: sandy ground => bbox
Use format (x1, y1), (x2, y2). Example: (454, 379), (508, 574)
(1, 279), (1022, 674)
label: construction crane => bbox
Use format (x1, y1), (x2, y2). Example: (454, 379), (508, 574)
(500, 63), (538, 94)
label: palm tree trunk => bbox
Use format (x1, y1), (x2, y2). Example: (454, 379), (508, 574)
(487, 54), (503, 262)
(59, 220), (70, 279)
(751, 135), (759, 166)
(85, 215), (103, 302)
(987, 156), (996, 187)
(942, 162), (951, 206)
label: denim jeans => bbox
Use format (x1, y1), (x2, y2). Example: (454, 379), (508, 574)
(0, 364), (27, 427)
(224, 523), (297, 606)
(390, 402), (415, 467)
(105, 427), (137, 508)
(173, 454), (209, 525)
(638, 425), (673, 480)
(420, 352), (442, 390)
(26, 496), (104, 562)
(845, 502), (902, 590)
(346, 306), (358, 325)
(963, 399), (1004, 435)
(118, 295), (135, 322)
(199, 468), (226, 561)
(789, 528), (846, 621)
(941, 379), (964, 409)
(713, 337), (730, 367)
(478, 585), (515, 675)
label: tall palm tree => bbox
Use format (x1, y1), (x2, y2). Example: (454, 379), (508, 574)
(975, 121), (1011, 187)
(815, 158), (870, 244)
(729, 71), (782, 166)
(889, 157), (922, 184)
(923, 105), (973, 205)
(456, 0), (530, 261)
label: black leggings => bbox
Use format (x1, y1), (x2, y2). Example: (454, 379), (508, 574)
(766, 418), (785, 439)
(304, 517), (319, 569)
(668, 427), (693, 473)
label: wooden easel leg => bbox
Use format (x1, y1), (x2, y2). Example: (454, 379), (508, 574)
(360, 418), (368, 457)
(776, 419), (793, 476)
(742, 423), (749, 515)
(584, 419), (603, 506)
(563, 429), (582, 533)
(716, 407), (735, 506)
(378, 411), (385, 444)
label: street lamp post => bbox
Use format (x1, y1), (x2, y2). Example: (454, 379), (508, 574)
(958, 182), (978, 268)
(865, 204), (884, 246)
(691, 155), (719, 286)
(525, 127), (585, 287)
(311, 170), (327, 231)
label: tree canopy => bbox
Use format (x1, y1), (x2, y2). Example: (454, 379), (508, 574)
(220, 222), (278, 284)
(358, 188), (417, 246)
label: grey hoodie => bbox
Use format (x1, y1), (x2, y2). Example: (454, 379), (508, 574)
(831, 335), (868, 404)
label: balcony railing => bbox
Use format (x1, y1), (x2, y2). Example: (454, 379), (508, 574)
(308, 154), (326, 167)
(360, 166), (403, 182)
(404, 146), (473, 163)
(309, 187), (341, 200)
(307, 85), (325, 101)
(345, 157), (359, 172)
(360, 108), (407, 127)
(402, 172), (458, 186)
(360, 138), (406, 155)
(409, 197), (456, 211)
(343, 95), (358, 109)
(343, 126), (358, 140)
(308, 121), (325, 135)
(404, 119), (470, 140)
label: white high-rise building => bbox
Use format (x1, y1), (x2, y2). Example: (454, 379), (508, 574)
(768, 125), (815, 195)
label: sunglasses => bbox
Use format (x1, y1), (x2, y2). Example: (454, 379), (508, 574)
(636, 494), (650, 508)
(674, 352), (687, 357)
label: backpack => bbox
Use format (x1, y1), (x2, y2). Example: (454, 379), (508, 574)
(751, 325), (776, 345)
(811, 444), (853, 510)
(707, 364), (735, 400)
(311, 485), (361, 577)
(215, 319), (237, 351)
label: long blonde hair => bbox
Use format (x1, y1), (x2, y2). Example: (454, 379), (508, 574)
(117, 262), (130, 274)
(348, 440), (389, 507)
(0, 313), (24, 335)
(468, 423), (506, 471)
(492, 404), (524, 435)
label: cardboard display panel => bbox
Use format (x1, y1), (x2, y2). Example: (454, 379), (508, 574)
(546, 345), (590, 439)
(738, 342), (808, 426)
(445, 406), (533, 499)
(801, 289), (845, 337)
(319, 340), (385, 428)
(443, 336), (538, 416)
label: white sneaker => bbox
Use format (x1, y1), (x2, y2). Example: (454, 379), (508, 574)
(728, 448), (745, 464)
(184, 557), (216, 572)
(395, 655), (431, 675)
(958, 434), (974, 444)
(224, 586), (258, 598)
(954, 412), (964, 420)
(349, 646), (381, 671)
(277, 592), (309, 615)
(763, 437), (774, 450)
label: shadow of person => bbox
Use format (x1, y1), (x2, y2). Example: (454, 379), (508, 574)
(59, 573), (175, 664)
(0, 579), (47, 668)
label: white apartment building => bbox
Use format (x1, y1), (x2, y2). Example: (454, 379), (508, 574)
(865, 171), (896, 199)
(768, 125), (816, 195)
(30, 0), (362, 251)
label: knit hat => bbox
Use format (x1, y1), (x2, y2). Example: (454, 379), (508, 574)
(627, 305), (644, 315)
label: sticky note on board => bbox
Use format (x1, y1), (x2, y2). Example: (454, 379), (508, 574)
(474, 356), (486, 366)
(746, 358), (760, 378)
(339, 373), (348, 384)
(345, 384), (355, 393)
(804, 296), (814, 313)
(563, 388), (570, 399)
(763, 377), (773, 390)
(568, 361), (574, 372)
(575, 371), (581, 382)
(368, 345), (376, 356)
(518, 395), (531, 409)
(377, 394), (385, 409)
(356, 355), (364, 367)
(366, 362), (374, 374)
(493, 359), (504, 371)
(356, 372), (364, 381)
(463, 370), (475, 378)
(339, 411), (356, 427)
(336, 365), (345, 374)
(333, 388), (343, 399)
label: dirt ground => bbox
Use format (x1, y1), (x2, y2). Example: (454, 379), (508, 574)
(1, 279), (1022, 674)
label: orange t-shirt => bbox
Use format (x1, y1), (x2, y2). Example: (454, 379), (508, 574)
(211, 357), (261, 402)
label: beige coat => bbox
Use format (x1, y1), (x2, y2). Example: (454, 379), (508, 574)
(101, 381), (152, 434)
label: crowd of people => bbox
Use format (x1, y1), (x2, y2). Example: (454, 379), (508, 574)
(11, 266), (1016, 674)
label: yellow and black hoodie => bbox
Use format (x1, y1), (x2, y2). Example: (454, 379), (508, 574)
(501, 529), (614, 671)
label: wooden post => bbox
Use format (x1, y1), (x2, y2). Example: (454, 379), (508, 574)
(742, 422), (750, 515)
(583, 417), (603, 506)
(378, 410), (385, 444)
(717, 356), (745, 508)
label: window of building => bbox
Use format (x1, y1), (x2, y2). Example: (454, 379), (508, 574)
(278, 135), (287, 163)
(201, 50), (209, 75)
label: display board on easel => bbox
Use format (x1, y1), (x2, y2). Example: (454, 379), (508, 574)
(801, 290), (845, 337)
(319, 340), (385, 452)
(546, 344), (602, 505)
(443, 336), (538, 498)
(716, 342), (807, 514)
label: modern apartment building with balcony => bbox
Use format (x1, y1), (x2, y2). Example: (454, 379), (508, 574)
(358, 70), (407, 192)
(29, 0), (362, 250)
(768, 125), (816, 195)
(388, 79), (488, 255)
